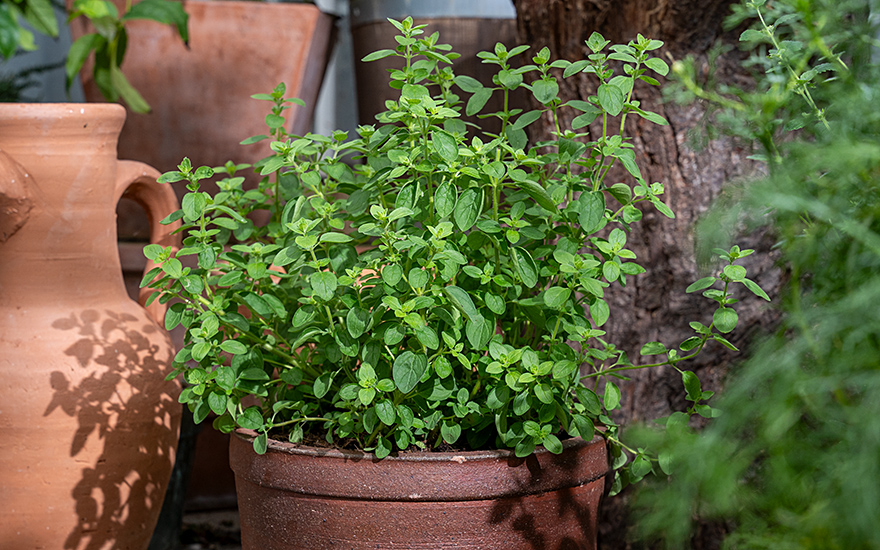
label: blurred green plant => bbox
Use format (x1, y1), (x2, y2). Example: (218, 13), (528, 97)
(633, 0), (880, 547)
(0, 0), (187, 112)
(66, 0), (188, 113)
(0, 0), (58, 59)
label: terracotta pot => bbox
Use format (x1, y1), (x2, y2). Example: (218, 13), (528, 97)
(0, 103), (181, 549)
(69, 0), (336, 178)
(230, 429), (608, 549)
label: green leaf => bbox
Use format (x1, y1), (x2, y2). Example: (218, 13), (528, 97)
(313, 372), (333, 399)
(682, 370), (702, 401)
(66, 34), (104, 88)
(576, 191), (606, 234)
(571, 415), (595, 441)
(484, 293), (506, 315)
(740, 28), (768, 43)
(604, 381), (621, 410)
(346, 307), (370, 339)
(455, 74), (483, 93)
(164, 302), (185, 331)
(517, 179), (557, 212)
(207, 391), (227, 416)
(444, 286), (479, 319)
(253, 432), (268, 455)
(534, 383), (554, 404)
(320, 232), (353, 244)
(374, 437), (392, 459)
(110, 65), (151, 114)
(466, 315), (493, 349)
(590, 298), (610, 327)
(576, 386), (602, 416)
(742, 278), (771, 301)
(722, 264), (747, 282)
(650, 197), (675, 218)
(23, 0), (58, 38)
(543, 287), (571, 309)
(382, 264), (403, 286)
(713, 307), (738, 333)
(435, 183), (457, 219)
(237, 406), (264, 430)
(161, 258), (183, 279)
(310, 271), (337, 301)
(415, 325), (440, 350)
(219, 340), (248, 355)
(454, 187), (482, 231)
(644, 57), (669, 76)
(375, 399), (396, 426)
(511, 247), (539, 288)
(124, 0), (189, 43)
(440, 420), (462, 444)
(432, 130), (458, 163)
(362, 49), (396, 62)
(686, 277), (717, 293)
(515, 438), (536, 458)
(597, 83), (625, 116)
(393, 351), (428, 394)
(531, 78), (559, 104)
(640, 341), (667, 355)
(542, 433), (563, 454)
(466, 87), (493, 116)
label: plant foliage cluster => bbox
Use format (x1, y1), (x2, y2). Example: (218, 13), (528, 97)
(143, 18), (766, 488)
(634, 0), (880, 547)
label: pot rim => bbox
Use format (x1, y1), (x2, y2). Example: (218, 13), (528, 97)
(234, 427), (601, 463)
(231, 428), (610, 501)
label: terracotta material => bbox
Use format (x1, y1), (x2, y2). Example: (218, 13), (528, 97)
(230, 429), (608, 549)
(0, 103), (181, 549)
(70, 0), (336, 177)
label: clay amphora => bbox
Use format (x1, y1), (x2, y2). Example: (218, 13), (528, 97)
(230, 430), (608, 550)
(0, 103), (181, 549)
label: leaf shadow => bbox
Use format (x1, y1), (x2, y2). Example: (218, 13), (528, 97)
(46, 308), (180, 550)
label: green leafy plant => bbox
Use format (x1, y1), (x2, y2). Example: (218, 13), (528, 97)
(66, 0), (188, 113)
(633, 0), (880, 547)
(0, 0), (58, 59)
(0, 0), (187, 112)
(142, 17), (767, 488)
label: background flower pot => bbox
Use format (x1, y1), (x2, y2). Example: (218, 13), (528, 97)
(0, 103), (181, 549)
(70, 0), (336, 179)
(230, 429), (608, 549)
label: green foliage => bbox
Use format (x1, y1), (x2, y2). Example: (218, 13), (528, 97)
(633, 0), (880, 547)
(65, 0), (188, 113)
(0, 0), (58, 59)
(143, 18), (764, 484)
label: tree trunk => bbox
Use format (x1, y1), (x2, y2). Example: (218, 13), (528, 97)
(512, 1), (781, 548)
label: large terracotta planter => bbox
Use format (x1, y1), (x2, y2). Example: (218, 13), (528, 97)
(230, 429), (608, 549)
(0, 103), (181, 549)
(70, 0), (336, 177)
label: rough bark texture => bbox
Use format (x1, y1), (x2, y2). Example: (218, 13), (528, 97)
(512, 1), (782, 548)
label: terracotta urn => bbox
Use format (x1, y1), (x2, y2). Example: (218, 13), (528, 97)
(230, 429), (608, 549)
(0, 103), (181, 549)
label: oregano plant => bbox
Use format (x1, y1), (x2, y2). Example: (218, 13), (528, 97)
(142, 17), (768, 490)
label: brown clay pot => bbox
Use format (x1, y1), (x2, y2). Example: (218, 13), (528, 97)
(230, 429), (608, 550)
(0, 103), (181, 549)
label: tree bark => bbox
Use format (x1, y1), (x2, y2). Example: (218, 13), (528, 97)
(512, 1), (781, 548)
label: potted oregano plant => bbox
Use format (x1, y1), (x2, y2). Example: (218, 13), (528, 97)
(142, 17), (768, 549)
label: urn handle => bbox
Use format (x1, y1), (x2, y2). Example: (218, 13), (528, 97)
(114, 160), (181, 326)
